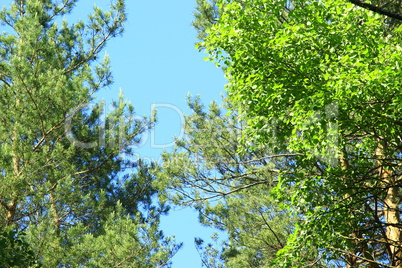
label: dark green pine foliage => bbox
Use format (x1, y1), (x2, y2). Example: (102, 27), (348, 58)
(154, 96), (327, 267)
(193, 0), (246, 44)
(0, 229), (37, 267)
(0, 0), (180, 267)
(193, 0), (220, 42)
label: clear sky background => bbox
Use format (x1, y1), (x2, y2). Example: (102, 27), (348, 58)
(72, 1), (227, 267)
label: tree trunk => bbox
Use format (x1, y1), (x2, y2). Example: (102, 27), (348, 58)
(377, 144), (402, 268)
(5, 200), (16, 226)
(7, 100), (20, 226)
(383, 174), (401, 267)
(49, 192), (60, 230)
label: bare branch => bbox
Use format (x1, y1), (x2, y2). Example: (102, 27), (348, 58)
(348, 0), (402, 21)
(329, 246), (396, 268)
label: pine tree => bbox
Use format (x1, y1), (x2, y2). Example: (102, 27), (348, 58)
(0, 0), (180, 266)
(154, 96), (327, 267)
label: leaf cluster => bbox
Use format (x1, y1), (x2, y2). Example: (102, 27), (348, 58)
(199, 0), (402, 266)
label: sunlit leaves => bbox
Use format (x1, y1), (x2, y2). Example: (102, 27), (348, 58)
(201, 0), (402, 266)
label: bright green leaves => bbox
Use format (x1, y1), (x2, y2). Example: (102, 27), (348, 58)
(200, 0), (402, 266)
(204, 0), (401, 167)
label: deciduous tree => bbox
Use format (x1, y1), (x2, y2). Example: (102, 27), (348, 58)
(199, 0), (402, 267)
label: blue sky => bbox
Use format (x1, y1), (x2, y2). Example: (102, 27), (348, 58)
(73, 1), (227, 267)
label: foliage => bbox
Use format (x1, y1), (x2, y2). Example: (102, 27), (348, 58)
(0, 229), (39, 268)
(154, 96), (328, 267)
(0, 0), (180, 266)
(193, 0), (220, 42)
(199, 0), (402, 267)
(349, 0), (402, 31)
(194, 234), (226, 268)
